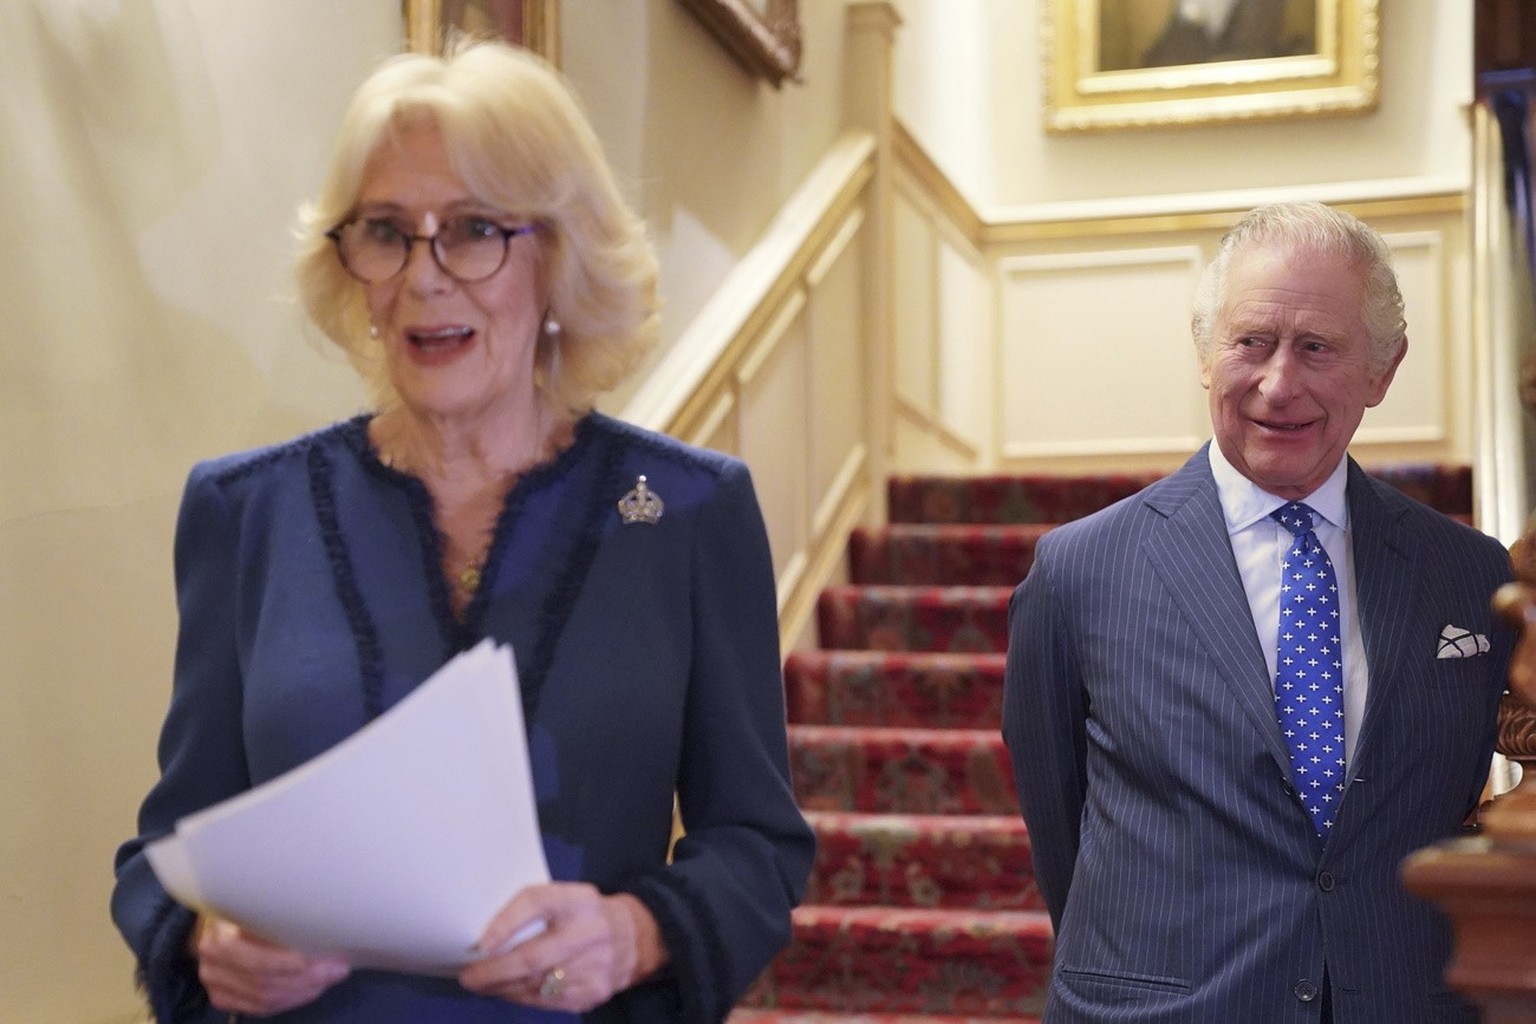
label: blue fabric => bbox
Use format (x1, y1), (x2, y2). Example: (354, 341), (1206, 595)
(1271, 501), (1346, 836)
(111, 413), (814, 1024)
(1004, 448), (1511, 1023)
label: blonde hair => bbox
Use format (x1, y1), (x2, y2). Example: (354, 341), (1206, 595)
(295, 41), (658, 415)
(1191, 201), (1406, 375)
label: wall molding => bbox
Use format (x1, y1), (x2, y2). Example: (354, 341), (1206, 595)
(893, 123), (983, 242)
(893, 394), (981, 460)
(892, 120), (1471, 476)
(621, 127), (882, 651)
(893, 122), (1467, 247)
(623, 131), (876, 438)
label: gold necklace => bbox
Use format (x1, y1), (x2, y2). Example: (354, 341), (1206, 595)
(371, 411), (572, 601)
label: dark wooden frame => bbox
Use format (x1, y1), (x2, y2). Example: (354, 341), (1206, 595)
(677, 0), (802, 88)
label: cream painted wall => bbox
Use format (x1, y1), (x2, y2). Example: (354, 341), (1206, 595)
(1, 3), (388, 1020)
(888, 0), (1003, 205)
(581, 0), (853, 411)
(892, 1), (1473, 209)
(886, 2), (1478, 481)
(0, 2), (862, 1021)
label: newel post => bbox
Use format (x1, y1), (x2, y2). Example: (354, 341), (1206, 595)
(1402, 537), (1536, 1023)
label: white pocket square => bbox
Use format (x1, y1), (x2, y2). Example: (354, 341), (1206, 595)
(1436, 624), (1490, 659)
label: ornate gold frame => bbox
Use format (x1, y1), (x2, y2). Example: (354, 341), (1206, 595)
(677, 0), (802, 88)
(404, 0), (560, 64)
(1043, 0), (1379, 132)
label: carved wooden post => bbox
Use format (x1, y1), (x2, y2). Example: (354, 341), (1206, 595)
(1402, 537), (1536, 1022)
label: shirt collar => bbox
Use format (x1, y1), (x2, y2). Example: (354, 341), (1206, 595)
(1207, 441), (1350, 534)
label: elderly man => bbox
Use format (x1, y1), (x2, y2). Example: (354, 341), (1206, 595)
(1004, 201), (1511, 1023)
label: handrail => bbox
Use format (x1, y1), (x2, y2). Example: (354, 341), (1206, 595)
(622, 131), (877, 438)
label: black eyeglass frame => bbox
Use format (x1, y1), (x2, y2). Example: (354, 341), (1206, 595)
(325, 217), (541, 284)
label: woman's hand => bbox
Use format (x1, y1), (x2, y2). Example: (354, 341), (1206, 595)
(459, 882), (669, 1012)
(194, 915), (351, 1017)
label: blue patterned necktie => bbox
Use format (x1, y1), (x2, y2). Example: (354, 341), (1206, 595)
(1271, 501), (1346, 837)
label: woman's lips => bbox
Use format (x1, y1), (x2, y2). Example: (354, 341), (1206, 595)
(404, 325), (475, 364)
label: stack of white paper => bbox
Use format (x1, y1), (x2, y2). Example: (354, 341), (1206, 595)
(146, 641), (550, 976)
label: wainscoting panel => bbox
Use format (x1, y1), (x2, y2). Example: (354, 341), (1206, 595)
(893, 182), (991, 470)
(737, 295), (812, 609)
(893, 194), (938, 415)
(808, 209), (869, 532)
(997, 246), (1209, 460)
(627, 126), (881, 648)
(937, 229), (992, 457)
(1357, 230), (1450, 445)
(891, 124), (1470, 474)
(686, 391), (739, 456)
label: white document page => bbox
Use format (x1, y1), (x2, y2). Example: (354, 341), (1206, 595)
(146, 641), (549, 976)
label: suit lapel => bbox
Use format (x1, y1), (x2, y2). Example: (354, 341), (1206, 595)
(1343, 461), (1417, 772)
(1142, 451), (1292, 771)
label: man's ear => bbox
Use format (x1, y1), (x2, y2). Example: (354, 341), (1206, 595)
(1365, 335), (1408, 408)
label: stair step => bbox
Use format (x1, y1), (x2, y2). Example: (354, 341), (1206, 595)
(849, 524), (1051, 586)
(888, 473), (1159, 525)
(816, 586), (1012, 653)
(732, 1012), (1042, 1024)
(772, 464), (1474, 1020)
(790, 724), (1016, 815)
(786, 651), (1005, 729)
(805, 811), (1040, 911)
(887, 466), (1473, 527)
(1367, 463), (1472, 516)
(742, 905), (1053, 1016)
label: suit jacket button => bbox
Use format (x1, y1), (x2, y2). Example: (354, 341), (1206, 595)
(1317, 871), (1335, 892)
(1294, 979), (1319, 1002)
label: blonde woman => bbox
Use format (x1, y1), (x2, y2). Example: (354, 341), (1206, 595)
(112, 41), (812, 1024)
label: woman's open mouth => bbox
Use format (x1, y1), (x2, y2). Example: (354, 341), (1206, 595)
(404, 325), (475, 363)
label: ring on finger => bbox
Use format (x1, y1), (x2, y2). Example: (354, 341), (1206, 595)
(539, 967), (565, 999)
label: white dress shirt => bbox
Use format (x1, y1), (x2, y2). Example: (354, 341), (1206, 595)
(1208, 443), (1369, 762)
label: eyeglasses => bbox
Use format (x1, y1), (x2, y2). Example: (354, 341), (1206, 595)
(326, 215), (539, 284)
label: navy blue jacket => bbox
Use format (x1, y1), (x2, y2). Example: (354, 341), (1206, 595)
(113, 413), (813, 1024)
(1004, 449), (1511, 1023)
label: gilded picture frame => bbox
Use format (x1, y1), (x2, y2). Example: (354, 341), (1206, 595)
(1043, 0), (1379, 132)
(404, 0), (560, 64)
(676, 0), (802, 88)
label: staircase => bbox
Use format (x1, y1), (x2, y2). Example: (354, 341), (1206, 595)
(732, 463), (1474, 1024)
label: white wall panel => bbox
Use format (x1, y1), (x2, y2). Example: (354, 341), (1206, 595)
(894, 193), (937, 411)
(808, 212), (869, 539)
(1358, 231), (1448, 444)
(689, 393), (739, 456)
(937, 232), (991, 453)
(737, 299), (811, 602)
(998, 247), (1208, 458)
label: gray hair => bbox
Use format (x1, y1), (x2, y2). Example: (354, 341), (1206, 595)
(1191, 201), (1406, 373)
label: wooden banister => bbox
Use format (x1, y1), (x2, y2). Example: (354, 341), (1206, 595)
(1401, 540), (1536, 1022)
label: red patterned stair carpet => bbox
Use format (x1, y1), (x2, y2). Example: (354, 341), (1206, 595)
(731, 464), (1473, 1024)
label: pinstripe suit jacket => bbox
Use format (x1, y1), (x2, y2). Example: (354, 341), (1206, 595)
(1003, 448), (1512, 1024)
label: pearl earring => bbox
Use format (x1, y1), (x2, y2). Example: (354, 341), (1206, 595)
(368, 324), (379, 339)
(543, 315), (562, 337)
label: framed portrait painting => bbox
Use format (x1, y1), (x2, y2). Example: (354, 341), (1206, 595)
(404, 0), (560, 64)
(1043, 0), (1379, 132)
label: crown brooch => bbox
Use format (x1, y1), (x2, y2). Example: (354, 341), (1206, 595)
(617, 475), (664, 525)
